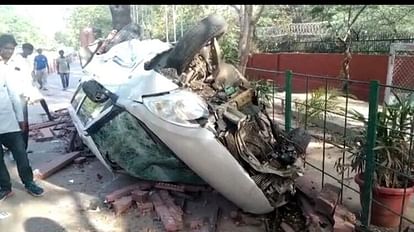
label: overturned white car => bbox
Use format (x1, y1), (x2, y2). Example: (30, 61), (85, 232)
(69, 15), (311, 214)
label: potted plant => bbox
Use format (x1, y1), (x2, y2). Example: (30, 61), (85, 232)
(335, 94), (414, 228)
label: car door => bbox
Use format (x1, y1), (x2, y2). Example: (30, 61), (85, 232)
(70, 84), (121, 173)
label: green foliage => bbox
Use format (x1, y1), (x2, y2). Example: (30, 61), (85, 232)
(335, 93), (414, 188)
(255, 5), (414, 53)
(310, 5), (414, 36)
(66, 5), (112, 49)
(54, 31), (71, 47)
(252, 79), (276, 106)
(297, 87), (343, 125)
(0, 6), (46, 47)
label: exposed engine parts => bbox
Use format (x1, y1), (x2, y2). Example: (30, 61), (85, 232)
(156, 35), (311, 209)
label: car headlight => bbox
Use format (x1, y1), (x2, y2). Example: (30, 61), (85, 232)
(143, 90), (209, 127)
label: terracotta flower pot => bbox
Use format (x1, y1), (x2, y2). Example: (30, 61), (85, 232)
(355, 173), (414, 228)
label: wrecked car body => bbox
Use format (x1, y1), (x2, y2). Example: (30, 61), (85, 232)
(69, 15), (311, 214)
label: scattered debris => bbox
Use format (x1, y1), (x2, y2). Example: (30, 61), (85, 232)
(0, 211), (10, 220)
(104, 183), (143, 203)
(29, 120), (66, 131)
(28, 106), (355, 232)
(131, 190), (149, 203)
(112, 196), (133, 215)
(405, 225), (414, 232)
(33, 151), (81, 180)
(35, 128), (55, 142)
(280, 222), (296, 232)
(74, 157), (87, 164)
(315, 183), (341, 220)
(151, 191), (183, 231)
(189, 218), (204, 230)
(137, 202), (154, 216)
(154, 182), (185, 192)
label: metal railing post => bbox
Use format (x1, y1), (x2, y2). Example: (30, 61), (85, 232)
(285, 70), (292, 132)
(361, 80), (380, 227)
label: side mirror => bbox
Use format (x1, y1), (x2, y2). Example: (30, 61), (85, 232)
(82, 80), (118, 103)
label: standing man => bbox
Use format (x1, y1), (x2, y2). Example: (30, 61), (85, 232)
(33, 48), (50, 90)
(16, 43), (56, 151)
(0, 34), (44, 200)
(56, 50), (70, 90)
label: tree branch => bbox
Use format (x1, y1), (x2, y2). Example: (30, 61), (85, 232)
(342, 5), (367, 42)
(349, 5), (367, 28)
(251, 5), (265, 24)
(231, 5), (240, 15)
(347, 5), (352, 29)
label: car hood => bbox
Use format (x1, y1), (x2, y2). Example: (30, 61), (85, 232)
(82, 39), (178, 102)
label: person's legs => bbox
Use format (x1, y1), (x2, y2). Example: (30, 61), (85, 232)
(65, 73), (70, 89)
(2, 132), (43, 196)
(41, 70), (48, 90)
(35, 71), (43, 89)
(39, 99), (55, 121)
(2, 132), (33, 185)
(21, 97), (29, 151)
(0, 137), (12, 192)
(59, 73), (65, 89)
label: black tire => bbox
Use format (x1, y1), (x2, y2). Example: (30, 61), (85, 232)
(166, 14), (228, 75)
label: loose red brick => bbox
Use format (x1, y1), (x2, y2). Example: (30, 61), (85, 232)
(131, 190), (149, 203)
(35, 127), (55, 142)
(280, 222), (295, 232)
(184, 185), (211, 192)
(159, 190), (184, 216)
(154, 182), (185, 192)
(333, 217), (355, 232)
(316, 183), (341, 218)
(137, 202), (154, 216)
(190, 218), (204, 230)
(297, 194), (331, 231)
(150, 192), (182, 231)
(74, 157), (87, 164)
(229, 211), (240, 220)
(105, 184), (142, 203)
(112, 196), (133, 215)
(30, 120), (65, 131)
(33, 152), (81, 180)
(138, 181), (154, 190)
(335, 205), (356, 224)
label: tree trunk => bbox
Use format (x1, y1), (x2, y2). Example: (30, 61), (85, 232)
(109, 5), (132, 31)
(235, 5), (264, 76)
(165, 5), (169, 42)
(238, 6), (252, 75)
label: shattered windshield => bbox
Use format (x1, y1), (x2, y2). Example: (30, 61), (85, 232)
(90, 111), (205, 185)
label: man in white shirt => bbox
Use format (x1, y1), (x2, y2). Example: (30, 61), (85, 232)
(0, 34), (44, 201)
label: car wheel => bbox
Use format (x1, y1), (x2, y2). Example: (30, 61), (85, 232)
(166, 14), (228, 75)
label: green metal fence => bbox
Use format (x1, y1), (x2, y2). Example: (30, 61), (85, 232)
(246, 67), (414, 231)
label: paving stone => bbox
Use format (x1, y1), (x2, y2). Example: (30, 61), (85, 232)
(74, 157), (87, 164)
(295, 176), (320, 201)
(33, 152), (81, 180)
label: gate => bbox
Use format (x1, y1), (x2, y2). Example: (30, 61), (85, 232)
(385, 43), (414, 104)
